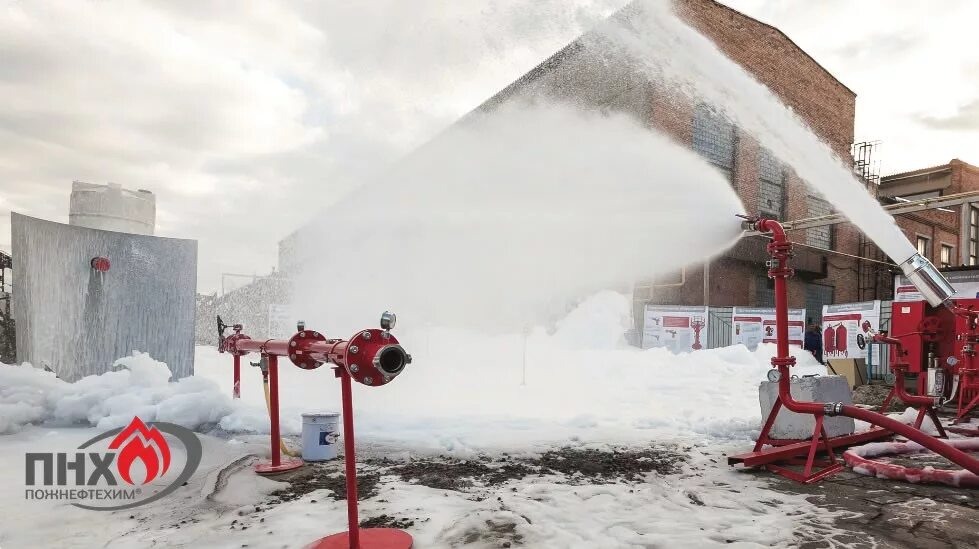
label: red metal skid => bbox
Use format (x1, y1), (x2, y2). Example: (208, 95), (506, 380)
(729, 427), (891, 468)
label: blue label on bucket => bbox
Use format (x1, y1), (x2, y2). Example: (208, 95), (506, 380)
(319, 432), (337, 446)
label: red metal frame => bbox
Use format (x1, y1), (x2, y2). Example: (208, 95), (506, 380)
(729, 217), (979, 482)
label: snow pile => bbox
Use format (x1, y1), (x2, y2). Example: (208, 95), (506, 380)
(0, 352), (233, 434)
(550, 290), (632, 350)
(886, 406), (942, 436)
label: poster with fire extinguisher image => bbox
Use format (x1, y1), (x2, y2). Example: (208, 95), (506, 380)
(642, 305), (709, 352)
(821, 300), (881, 360)
(731, 307), (806, 351)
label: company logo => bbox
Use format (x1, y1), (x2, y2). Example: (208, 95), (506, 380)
(24, 417), (202, 511)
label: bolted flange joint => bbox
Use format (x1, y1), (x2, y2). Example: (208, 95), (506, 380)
(771, 356), (796, 368)
(823, 402), (845, 416)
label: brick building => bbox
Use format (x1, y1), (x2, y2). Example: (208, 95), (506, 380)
(278, 0), (882, 325)
(471, 0), (865, 324)
(879, 159), (979, 269)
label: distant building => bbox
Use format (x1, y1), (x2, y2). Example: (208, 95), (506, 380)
(879, 159), (979, 269)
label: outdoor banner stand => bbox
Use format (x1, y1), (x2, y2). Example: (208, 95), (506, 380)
(642, 305), (709, 351)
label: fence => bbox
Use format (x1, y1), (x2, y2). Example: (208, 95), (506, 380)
(706, 307), (733, 349)
(868, 300), (893, 382)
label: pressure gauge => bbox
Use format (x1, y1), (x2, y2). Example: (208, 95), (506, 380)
(767, 369), (781, 382)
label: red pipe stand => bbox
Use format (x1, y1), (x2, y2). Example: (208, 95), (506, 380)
(233, 354), (241, 399)
(218, 315), (414, 546)
(255, 354), (304, 475)
(306, 368), (413, 549)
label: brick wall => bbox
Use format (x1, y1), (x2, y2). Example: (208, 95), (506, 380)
(674, 0), (855, 157)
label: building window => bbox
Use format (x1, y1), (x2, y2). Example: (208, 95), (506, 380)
(916, 236), (930, 258)
(692, 103), (736, 182)
(758, 148), (785, 219)
(941, 244), (954, 268)
(971, 207), (979, 266)
(755, 276), (775, 308)
(805, 283), (834, 325)
(806, 196), (833, 249)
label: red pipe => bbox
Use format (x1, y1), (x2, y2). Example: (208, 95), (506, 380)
(233, 338), (292, 357)
(756, 218), (822, 416)
(338, 366), (361, 548)
(233, 355), (241, 399)
(871, 335), (935, 407)
(227, 337), (348, 365)
(269, 355), (282, 467)
(752, 218), (979, 476)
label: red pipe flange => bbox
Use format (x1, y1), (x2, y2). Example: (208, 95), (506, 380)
(288, 330), (329, 370)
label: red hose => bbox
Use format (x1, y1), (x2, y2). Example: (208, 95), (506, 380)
(840, 405), (979, 474)
(844, 438), (979, 487)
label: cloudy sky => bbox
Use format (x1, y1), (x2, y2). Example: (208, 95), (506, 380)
(2, 0), (977, 292)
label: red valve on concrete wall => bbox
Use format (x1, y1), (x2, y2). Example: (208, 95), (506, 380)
(91, 257), (111, 272)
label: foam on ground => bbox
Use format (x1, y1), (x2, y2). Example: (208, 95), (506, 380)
(2, 291), (827, 451)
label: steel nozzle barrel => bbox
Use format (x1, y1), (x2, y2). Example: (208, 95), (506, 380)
(899, 253), (956, 307)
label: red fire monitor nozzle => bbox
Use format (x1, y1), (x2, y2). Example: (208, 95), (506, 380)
(218, 312), (413, 549)
(729, 216), (979, 483)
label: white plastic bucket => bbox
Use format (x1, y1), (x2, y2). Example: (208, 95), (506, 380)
(301, 412), (340, 461)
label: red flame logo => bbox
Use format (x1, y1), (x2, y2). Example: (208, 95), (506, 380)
(109, 417), (172, 485)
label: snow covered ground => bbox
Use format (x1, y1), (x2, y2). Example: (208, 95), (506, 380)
(0, 291), (863, 548)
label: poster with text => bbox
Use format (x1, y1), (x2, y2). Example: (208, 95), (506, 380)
(731, 307), (806, 351)
(894, 269), (979, 302)
(642, 305), (709, 353)
(821, 301), (881, 360)
(268, 304), (295, 338)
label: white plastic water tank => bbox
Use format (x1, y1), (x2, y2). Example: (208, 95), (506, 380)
(69, 181), (156, 235)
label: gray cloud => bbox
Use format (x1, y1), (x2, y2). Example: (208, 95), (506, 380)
(917, 97), (979, 131)
(0, 0), (625, 289)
